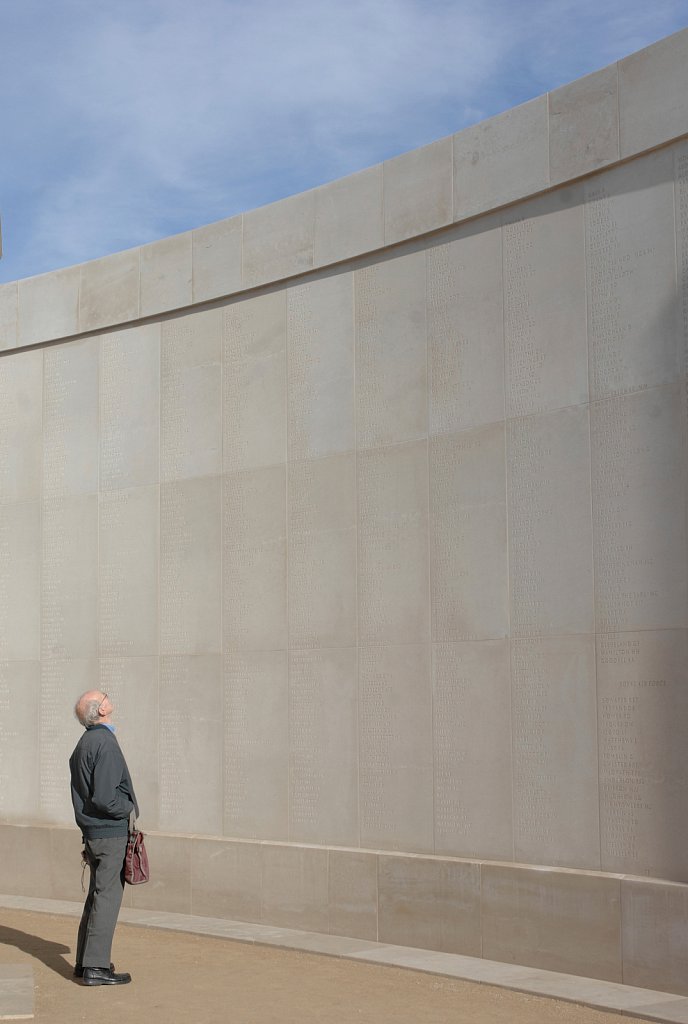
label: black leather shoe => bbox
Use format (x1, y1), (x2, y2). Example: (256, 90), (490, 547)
(74, 962), (114, 978)
(82, 967), (131, 986)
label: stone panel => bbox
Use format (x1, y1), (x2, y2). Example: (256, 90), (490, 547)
(79, 248), (139, 332)
(223, 650), (288, 839)
(0, 281), (17, 350)
(328, 850), (378, 940)
(508, 406), (594, 637)
(433, 641), (512, 860)
(621, 878), (688, 996)
(597, 630), (688, 881)
(100, 656), (159, 830)
(99, 486), (158, 658)
(130, 833), (192, 913)
(549, 64), (619, 183)
(427, 218), (504, 434)
(359, 644), (433, 853)
(0, 502), (40, 661)
(43, 338), (99, 498)
(384, 137), (452, 244)
(0, 822), (53, 897)
(159, 655), (222, 835)
(140, 232), (192, 316)
(160, 476), (221, 655)
(0, 350), (42, 505)
(314, 166), (383, 266)
(100, 323), (160, 491)
(0, 661), (40, 821)
(223, 466), (286, 651)
(192, 215), (242, 303)
(49, 826), (86, 901)
(191, 837), (262, 921)
(430, 424), (507, 642)
(591, 386), (687, 632)
(287, 274), (355, 460)
(619, 28), (688, 158)
(161, 308), (222, 482)
(358, 442), (429, 645)
(17, 266), (80, 346)
(39, 659), (97, 825)
(289, 648), (358, 846)
(261, 844), (329, 932)
(481, 864), (622, 981)
(243, 190), (315, 289)
(585, 150), (679, 399)
(511, 636), (600, 869)
(454, 96), (549, 221)
(355, 251), (427, 449)
(378, 855), (481, 956)
(223, 291), (287, 472)
(503, 187), (588, 417)
(288, 453), (356, 649)
(42, 494), (98, 660)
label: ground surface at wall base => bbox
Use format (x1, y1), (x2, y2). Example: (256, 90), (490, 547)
(1, 895), (687, 1024)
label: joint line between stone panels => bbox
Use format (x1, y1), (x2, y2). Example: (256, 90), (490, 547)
(582, 182), (602, 873)
(96, 336), (102, 681)
(157, 321), (163, 832)
(284, 287), (292, 845)
(220, 307), (225, 841)
(353, 267), (361, 850)
(424, 251), (435, 855)
(500, 211), (516, 865)
(38, 347), (45, 809)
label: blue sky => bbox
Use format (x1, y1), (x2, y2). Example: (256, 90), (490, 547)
(1, 0), (686, 284)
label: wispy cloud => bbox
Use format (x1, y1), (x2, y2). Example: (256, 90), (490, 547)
(1, 0), (686, 281)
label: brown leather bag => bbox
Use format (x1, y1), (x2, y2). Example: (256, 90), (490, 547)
(124, 820), (150, 885)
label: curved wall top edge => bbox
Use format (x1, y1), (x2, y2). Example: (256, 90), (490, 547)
(1, 25), (687, 352)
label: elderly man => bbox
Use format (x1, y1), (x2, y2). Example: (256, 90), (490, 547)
(69, 691), (138, 986)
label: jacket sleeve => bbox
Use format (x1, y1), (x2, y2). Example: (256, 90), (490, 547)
(90, 742), (135, 820)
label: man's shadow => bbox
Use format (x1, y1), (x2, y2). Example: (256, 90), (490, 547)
(0, 924), (76, 982)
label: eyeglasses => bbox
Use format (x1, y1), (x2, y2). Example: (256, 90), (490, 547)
(98, 693), (109, 711)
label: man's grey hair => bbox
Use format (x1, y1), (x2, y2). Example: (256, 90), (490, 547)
(74, 694), (101, 728)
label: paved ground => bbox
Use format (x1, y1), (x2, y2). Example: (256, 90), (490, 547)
(0, 906), (641, 1024)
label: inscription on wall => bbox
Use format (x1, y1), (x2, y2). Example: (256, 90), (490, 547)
(100, 327), (160, 490)
(223, 651), (288, 838)
(598, 632), (688, 880)
(43, 343), (98, 497)
(511, 643), (555, 851)
(585, 153), (677, 398)
(0, 356), (42, 504)
(503, 216), (540, 416)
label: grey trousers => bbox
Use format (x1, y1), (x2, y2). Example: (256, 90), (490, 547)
(76, 835), (127, 968)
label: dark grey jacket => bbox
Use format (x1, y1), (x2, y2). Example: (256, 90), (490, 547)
(69, 725), (139, 839)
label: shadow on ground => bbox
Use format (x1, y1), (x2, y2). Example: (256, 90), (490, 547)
(0, 924), (75, 981)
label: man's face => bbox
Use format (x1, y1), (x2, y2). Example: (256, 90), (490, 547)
(97, 693), (114, 718)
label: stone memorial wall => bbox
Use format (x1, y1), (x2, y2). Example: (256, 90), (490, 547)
(1, 27), (688, 996)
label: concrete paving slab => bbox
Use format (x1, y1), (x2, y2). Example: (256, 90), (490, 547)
(0, 964), (33, 1020)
